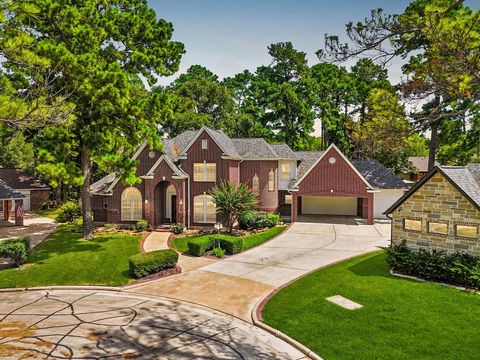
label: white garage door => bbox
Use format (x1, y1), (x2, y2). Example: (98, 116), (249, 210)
(302, 196), (357, 216)
(374, 189), (405, 218)
(18, 190), (31, 211)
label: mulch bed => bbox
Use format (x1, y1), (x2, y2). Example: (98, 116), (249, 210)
(125, 265), (181, 286)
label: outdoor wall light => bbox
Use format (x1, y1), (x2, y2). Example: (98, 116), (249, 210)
(330, 189), (334, 193)
(145, 198), (148, 204)
(179, 199), (183, 205)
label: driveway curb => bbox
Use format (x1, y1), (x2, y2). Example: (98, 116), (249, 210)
(251, 295), (323, 360)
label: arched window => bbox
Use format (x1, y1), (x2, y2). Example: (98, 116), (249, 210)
(268, 169), (275, 191)
(252, 175), (260, 194)
(193, 194), (216, 224)
(121, 187), (142, 221)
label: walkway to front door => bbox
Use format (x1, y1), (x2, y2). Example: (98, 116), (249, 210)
(127, 218), (390, 321)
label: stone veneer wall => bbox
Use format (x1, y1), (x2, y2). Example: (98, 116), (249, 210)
(392, 172), (480, 255)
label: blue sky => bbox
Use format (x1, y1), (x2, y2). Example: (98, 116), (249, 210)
(149, 0), (478, 85)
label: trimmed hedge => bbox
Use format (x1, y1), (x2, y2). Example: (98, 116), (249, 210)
(187, 237), (215, 257)
(218, 236), (243, 255)
(0, 237), (31, 265)
(129, 249), (178, 278)
(385, 240), (480, 289)
(57, 201), (82, 223)
(239, 211), (280, 230)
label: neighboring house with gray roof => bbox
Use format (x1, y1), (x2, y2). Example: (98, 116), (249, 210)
(91, 127), (406, 227)
(403, 156), (440, 182)
(385, 164), (480, 255)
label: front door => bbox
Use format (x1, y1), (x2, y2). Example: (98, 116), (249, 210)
(171, 195), (177, 223)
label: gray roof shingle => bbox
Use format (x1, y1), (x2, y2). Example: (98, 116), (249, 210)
(0, 179), (26, 200)
(270, 144), (299, 159)
(232, 138), (278, 159)
(442, 165), (480, 208)
(409, 157), (440, 172)
(351, 159), (407, 189)
(294, 151), (324, 179)
(205, 127), (241, 158)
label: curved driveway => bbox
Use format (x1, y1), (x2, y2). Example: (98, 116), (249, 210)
(129, 218), (390, 321)
(0, 289), (304, 359)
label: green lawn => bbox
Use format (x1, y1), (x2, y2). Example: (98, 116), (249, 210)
(35, 207), (62, 221)
(262, 252), (480, 360)
(0, 225), (142, 288)
(172, 225), (286, 253)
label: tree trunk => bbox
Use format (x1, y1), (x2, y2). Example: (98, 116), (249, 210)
(428, 121), (439, 171)
(80, 148), (94, 239)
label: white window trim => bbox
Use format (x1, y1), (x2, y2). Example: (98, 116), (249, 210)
(280, 163), (291, 181)
(193, 162), (216, 182)
(268, 170), (275, 192)
(201, 139), (208, 150)
(194, 195), (216, 224)
(121, 187), (142, 221)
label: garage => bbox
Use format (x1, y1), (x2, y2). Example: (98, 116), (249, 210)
(373, 189), (405, 218)
(301, 196), (357, 216)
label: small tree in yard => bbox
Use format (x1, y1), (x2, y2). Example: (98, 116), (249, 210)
(210, 181), (257, 234)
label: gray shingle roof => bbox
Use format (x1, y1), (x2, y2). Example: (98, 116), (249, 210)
(0, 179), (26, 200)
(204, 127), (241, 158)
(442, 165), (480, 208)
(270, 144), (299, 159)
(232, 138), (278, 159)
(294, 151), (324, 179)
(409, 157), (439, 172)
(90, 173), (116, 194)
(351, 160), (407, 189)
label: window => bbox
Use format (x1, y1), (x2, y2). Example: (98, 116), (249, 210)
(121, 187), (142, 221)
(280, 163), (291, 181)
(194, 195), (216, 223)
(193, 163), (216, 182)
(268, 170), (275, 191)
(201, 139), (208, 150)
(404, 219), (421, 232)
(428, 222), (448, 235)
(285, 194), (292, 205)
(456, 224), (478, 239)
(0, 201), (3, 212)
(252, 175), (260, 194)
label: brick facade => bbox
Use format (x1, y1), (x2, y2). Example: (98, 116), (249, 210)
(29, 190), (50, 211)
(391, 172), (480, 255)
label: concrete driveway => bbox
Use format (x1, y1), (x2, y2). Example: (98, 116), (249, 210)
(0, 213), (57, 247)
(0, 289), (304, 359)
(202, 219), (390, 287)
(129, 218), (390, 321)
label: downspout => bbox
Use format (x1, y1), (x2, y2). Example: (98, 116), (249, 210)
(187, 175), (191, 229)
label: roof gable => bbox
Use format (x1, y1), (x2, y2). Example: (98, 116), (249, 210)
(292, 144), (373, 190)
(178, 127), (241, 159)
(144, 155), (187, 178)
(0, 179), (26, 200)
(384, 165), (480, 214)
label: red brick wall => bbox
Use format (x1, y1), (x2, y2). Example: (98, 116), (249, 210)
(240, 160), (278, 212)
(29, 190), (50, 211)
(297, 148), (369, 197)
(180, 131), (238, 226)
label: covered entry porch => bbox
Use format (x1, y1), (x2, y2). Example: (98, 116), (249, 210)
(0, 180), (25, 227)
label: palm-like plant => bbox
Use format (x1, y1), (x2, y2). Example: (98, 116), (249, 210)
(210, 180), (257, 234)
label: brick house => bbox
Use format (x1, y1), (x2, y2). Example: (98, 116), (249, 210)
(91, 127), (406, 227)
(0, 169), (50, 211)
(385, 164), (480, 255)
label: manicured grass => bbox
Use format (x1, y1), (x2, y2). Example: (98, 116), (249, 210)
(0, 225), (142, 288)
(262, 251), (480, 360)
(35, 207), (61, 221)
(171, 225), (286, 253)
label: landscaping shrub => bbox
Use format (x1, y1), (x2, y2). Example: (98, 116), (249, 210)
(0, 237), (31, 265)
(218, 236), (243, 255)
(119, 224), (136, 230)
(171, 223), (185, 234)
(187, 237), (215, 256)
(135, 219), (150, 231)
(56, 201), (82, 223)
(239, 211), (277, 230)
(211, 247), (226, 258)
(385, 240), (480, 289)
(129, 249), (178, 278)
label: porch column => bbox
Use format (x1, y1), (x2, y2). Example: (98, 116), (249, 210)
(4, 200), (12, 221)
(15, 199), (24, 226)
(291, 193), (298, 222)
(144, 180), (155, 226)
(367, 193), (374, 225)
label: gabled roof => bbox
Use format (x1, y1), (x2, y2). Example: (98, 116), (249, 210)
(0, 169), (49, 190)
(351, 160), (407, 189)
(291, 144), (373, 190)
(178, 127), (241, 159)
(384, 164), (480, 214)
(409, 157), (439, 172)
(270, 144), (299, 160)
(294, 151), (325, 179)
(232, 138), (278, 159)
(0, 179), (26, 200)
(144, 155), (188, 178)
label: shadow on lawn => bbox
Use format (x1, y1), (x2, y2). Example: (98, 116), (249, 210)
(347, 251), (392, 279)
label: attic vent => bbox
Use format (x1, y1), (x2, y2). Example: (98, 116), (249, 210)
(329, 157), (336, 164)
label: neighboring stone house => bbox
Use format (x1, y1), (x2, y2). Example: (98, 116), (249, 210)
(91, 127), (406, 228)
(385, 164), (480, 255)
(0, 169), (50, 211)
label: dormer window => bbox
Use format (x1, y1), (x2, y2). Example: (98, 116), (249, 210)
(201, 139), (208, 150)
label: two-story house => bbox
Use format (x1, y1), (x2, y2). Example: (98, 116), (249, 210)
(91, 127), (406, 227)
